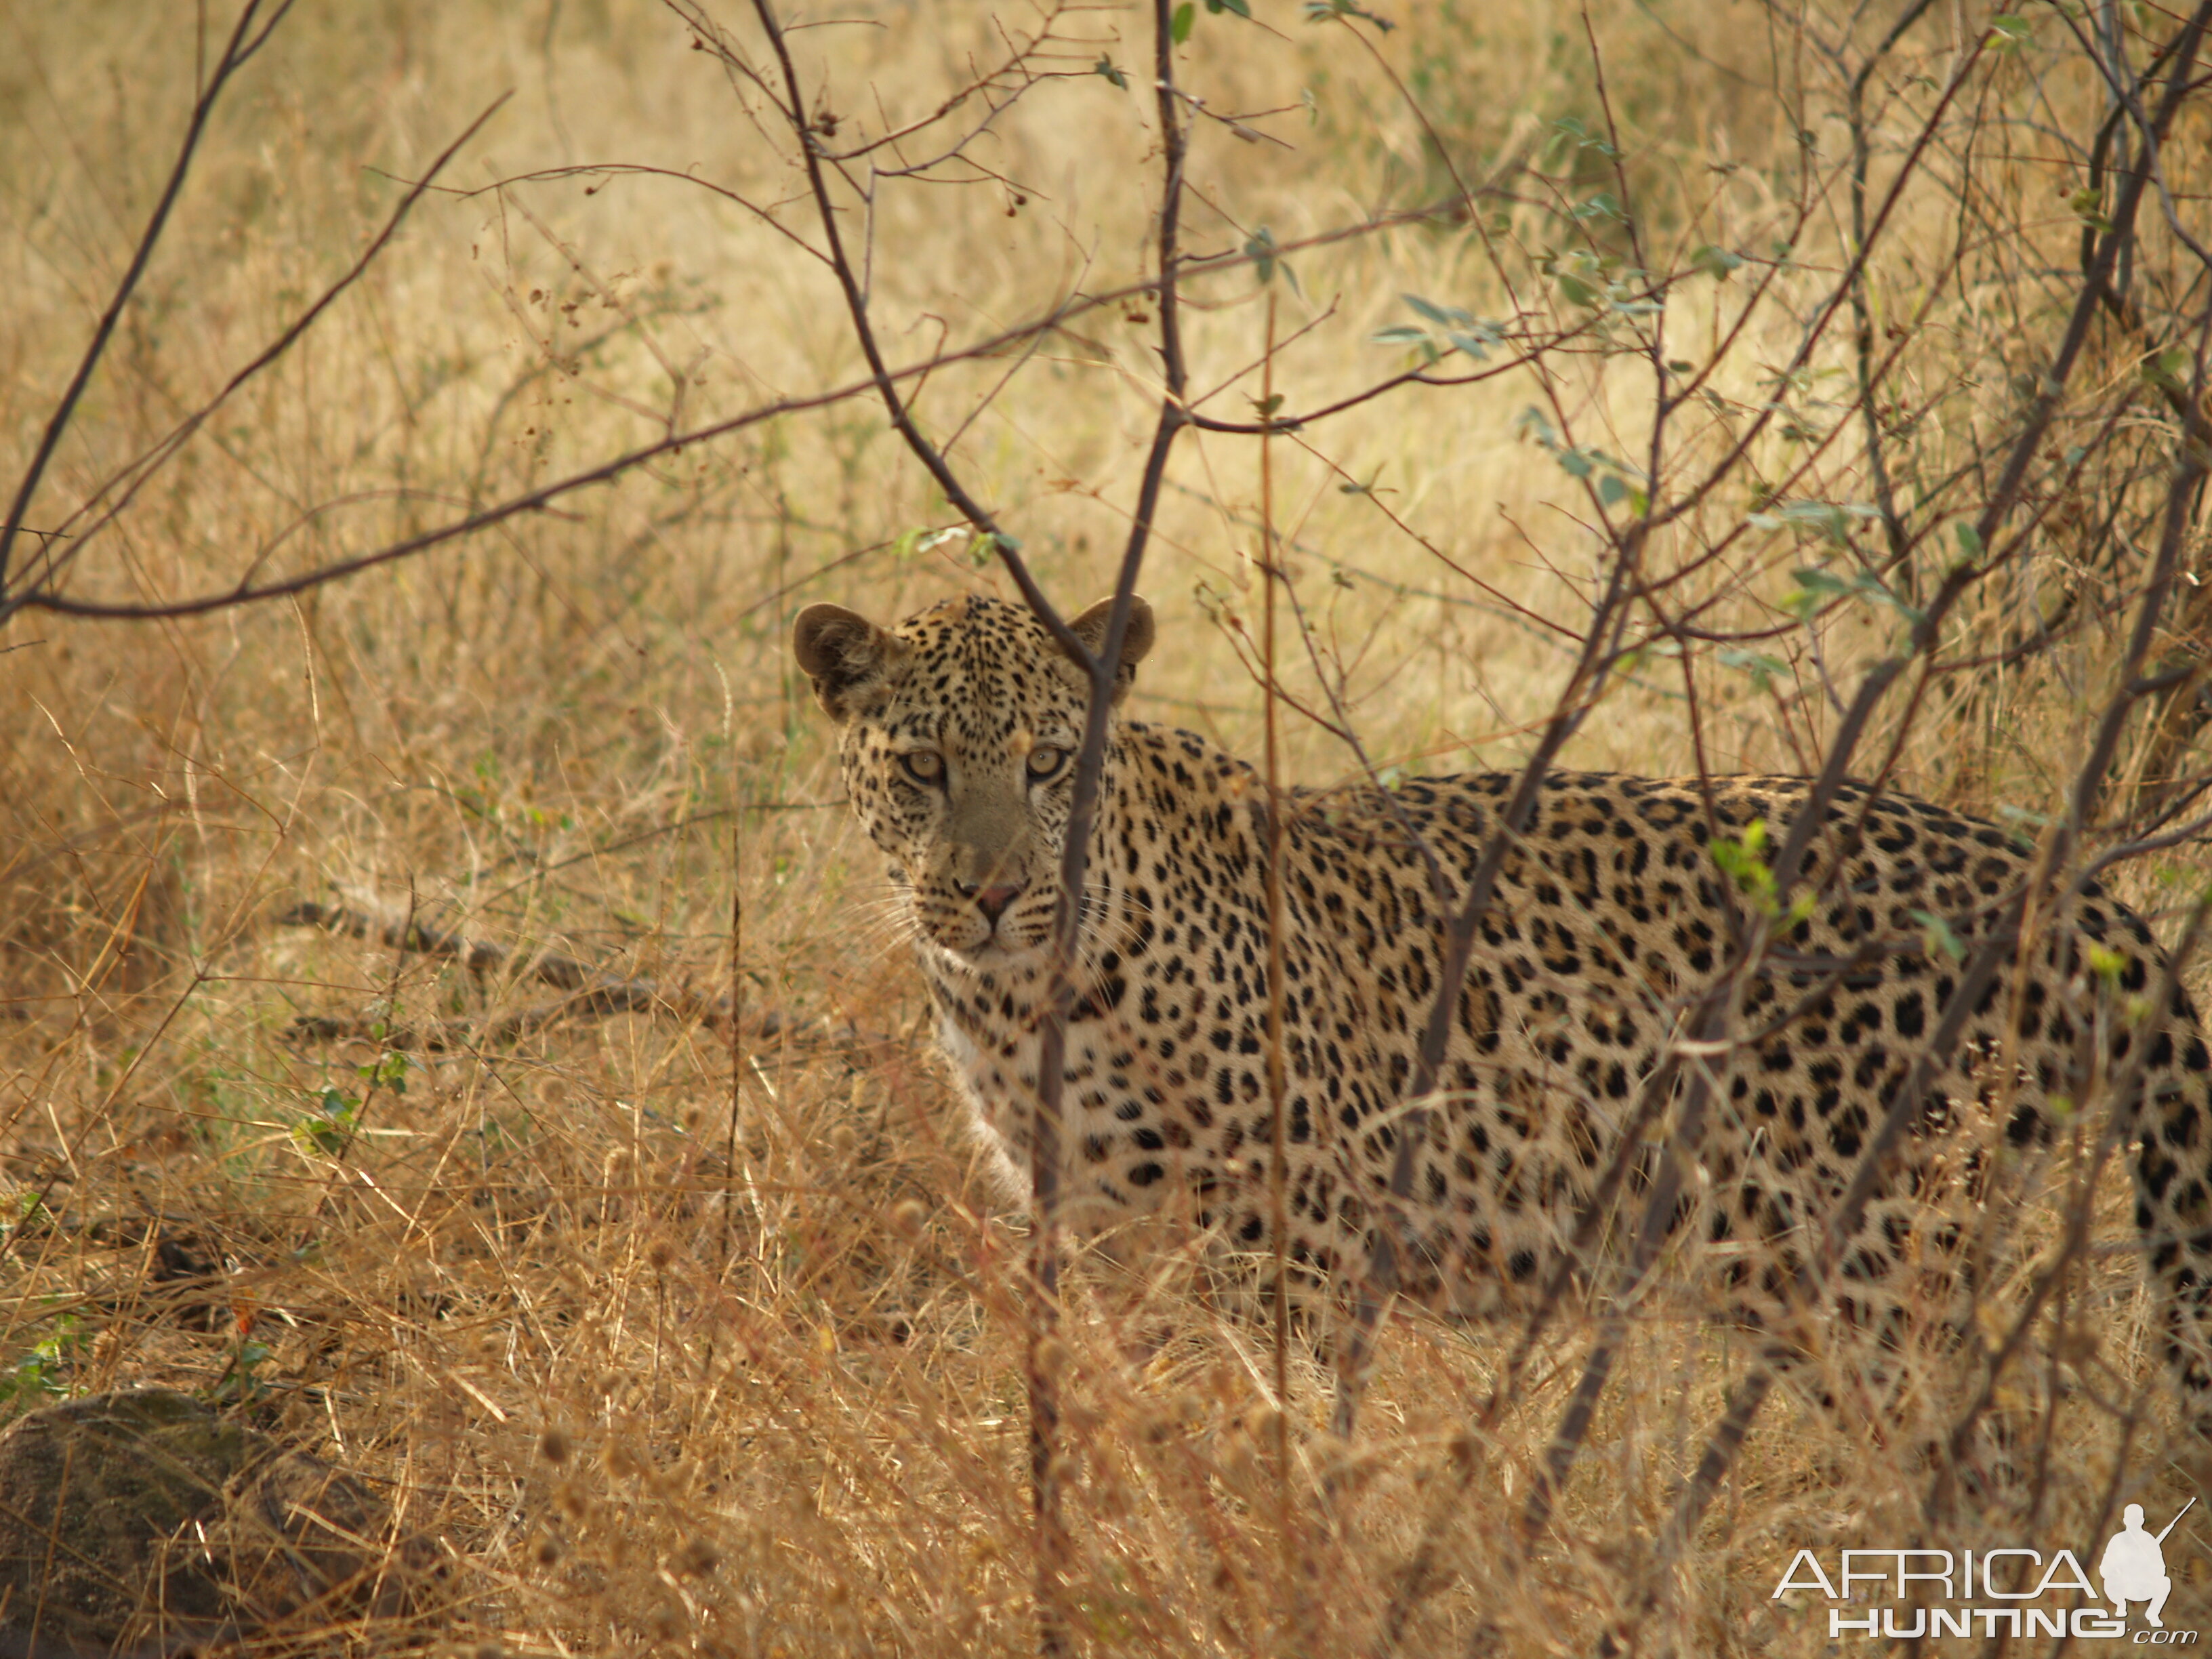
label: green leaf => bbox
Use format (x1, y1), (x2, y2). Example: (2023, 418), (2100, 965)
(2143, 346), (2191, 393)
(3, 1191), (49, 1234)
(1172, 3), (1195, 43)
(1206, 0), (1252, 15)
(1094, 54), (1129, 89)
(1444, 324), (1501, 360)
(1780, 565), (1923, 626)
(1551, 115), (1621, 160)
(1303, 0), (1395, 26)
(1379, 298), (1499, 365)
(1711, 819), (1782, 915)
(1572, 192), (1624, 223)
(1244, 226), (1298, 292)
(1719, 647), (1788, 692)
(1750, 499), (1878, 547)
(294, 1089), (359, 1158)
(1910, 910), (1968, 963)
(1690, 244), (1745, 281)
(1989, 13), (2031, 49)
(1781, 567), (1852, 620)
(1952, 520), (1984, 563)
(359, 1052), (408, 1094)
(1555, 272), (1599, 308)
(1403, 293), (1462, 327)
(2066, 186), (2115, 234)
(1597, 472), (1630, 507)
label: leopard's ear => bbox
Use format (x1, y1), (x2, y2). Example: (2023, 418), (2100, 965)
(792, 604), (909, 722)
(1063, 595), (1155, 705)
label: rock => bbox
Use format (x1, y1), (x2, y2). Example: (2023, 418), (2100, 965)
(0, 1389), (432, 1658)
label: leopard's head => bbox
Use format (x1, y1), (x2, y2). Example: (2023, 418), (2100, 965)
(791, 592), (1154, 966)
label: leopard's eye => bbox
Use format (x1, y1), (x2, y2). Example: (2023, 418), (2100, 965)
(1026, 745), (1068, 781)
(899, 750), (944, 785)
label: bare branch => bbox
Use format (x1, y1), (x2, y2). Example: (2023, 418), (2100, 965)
(0, 0), (295, 609)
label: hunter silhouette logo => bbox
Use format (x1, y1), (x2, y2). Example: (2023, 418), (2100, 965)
(2103, 1500), (2194, 1629)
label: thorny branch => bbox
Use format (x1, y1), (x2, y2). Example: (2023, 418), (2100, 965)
(7, 182), (1499, 624)
(1361, 0), (2212, 1642)
(275, 899), (834, 1052)
(726, 0), (1205, 1647)
(0, 0), (297, 611)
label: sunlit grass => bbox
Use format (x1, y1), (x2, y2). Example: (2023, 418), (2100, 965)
(3, 0), (2208, 1651)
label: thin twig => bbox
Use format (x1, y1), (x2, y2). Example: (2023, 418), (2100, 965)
(0, 0), (295, 608)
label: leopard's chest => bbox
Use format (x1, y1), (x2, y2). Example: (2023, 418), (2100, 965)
(922, 926), (1242, 1229)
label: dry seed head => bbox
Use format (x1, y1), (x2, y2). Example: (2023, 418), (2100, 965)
(890, 1198), (927, 1236)
(538, 1427), (571, 1465)
(829, 1122), (859, 1157)
(1450, 1426), (1481, 1470)
(678, 1536), (720, 1576)
(535, 1534), (565, 1567)
(647, 1237), (676, 1271)
(1218, 1435), (1256, 1482)
(1033, 1335), (1073, 1379)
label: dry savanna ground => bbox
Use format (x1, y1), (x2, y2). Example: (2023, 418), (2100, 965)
(4, 0), (2211, 1652)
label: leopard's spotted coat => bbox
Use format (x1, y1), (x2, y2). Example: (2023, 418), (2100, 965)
(794, 592), (2212, 1412)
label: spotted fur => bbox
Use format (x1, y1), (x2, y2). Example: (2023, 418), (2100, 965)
(794, 592), (2212, 1412)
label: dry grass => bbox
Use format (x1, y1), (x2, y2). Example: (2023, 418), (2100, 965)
(3, 0), (2211, 1652)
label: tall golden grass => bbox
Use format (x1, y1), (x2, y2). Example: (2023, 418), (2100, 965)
(3, 0), (2210, 1651)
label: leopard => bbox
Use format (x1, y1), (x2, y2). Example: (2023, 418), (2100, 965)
(792, 589), (2212, 1427)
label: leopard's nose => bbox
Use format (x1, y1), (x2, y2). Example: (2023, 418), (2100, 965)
(960, 880), (1024, 925)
